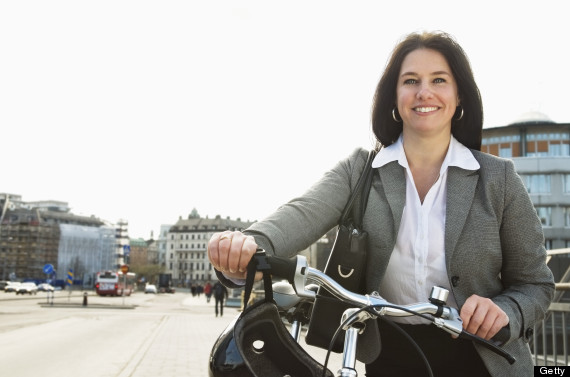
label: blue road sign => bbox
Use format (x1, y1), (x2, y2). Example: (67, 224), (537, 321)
(123, 245), (131, 256)
(43, 264), (54, 275)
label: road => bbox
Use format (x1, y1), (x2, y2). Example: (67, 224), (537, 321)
(0, 290), (365, 377)
(0, 291), (238, 377)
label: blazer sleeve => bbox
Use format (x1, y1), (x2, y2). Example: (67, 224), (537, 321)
(244, 147), (369, 257)
(492, 158), (555, 343)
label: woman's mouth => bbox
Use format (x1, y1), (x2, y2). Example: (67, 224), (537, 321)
(414, 106), (439, 113)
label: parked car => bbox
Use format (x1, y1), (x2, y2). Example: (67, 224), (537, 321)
(0, 281), (11, 290)
(37, 283), (55, 292)
(4, 282), (21, 293)
(144, 284), (158, 294)
(16, 282), (38, 295)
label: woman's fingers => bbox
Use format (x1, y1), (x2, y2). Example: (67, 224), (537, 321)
(227, 232), (248, 273)
(207, 231), (258, 279)
(207, 232), (223, 268)
(460, 294), (509, 340)
(238, 236), (258, 273)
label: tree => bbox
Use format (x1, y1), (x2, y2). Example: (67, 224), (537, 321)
(130, 264), (164, 287)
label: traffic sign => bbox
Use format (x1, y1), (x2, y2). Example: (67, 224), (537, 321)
(43, 264), (54, 274)
(66, 269), (74, 286)
(123, 245), (131, 256)
(120, 264), (129, 274)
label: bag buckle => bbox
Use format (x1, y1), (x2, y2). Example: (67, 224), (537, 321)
(338, 265), (355, 278)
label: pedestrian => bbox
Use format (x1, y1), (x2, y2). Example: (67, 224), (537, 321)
(204, 281), (212, 303)
(213, 281), (228, 317)
(207, 31), (555, 376)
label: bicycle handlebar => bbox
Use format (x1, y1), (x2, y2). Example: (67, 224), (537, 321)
(252, 250), (516, 365)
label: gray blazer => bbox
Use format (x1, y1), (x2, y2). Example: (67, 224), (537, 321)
(246, 147), (554, 376)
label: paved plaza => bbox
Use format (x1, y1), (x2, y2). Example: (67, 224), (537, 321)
(0, 290), (365, 377)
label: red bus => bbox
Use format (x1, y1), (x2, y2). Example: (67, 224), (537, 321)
(95, 270), (136, 296)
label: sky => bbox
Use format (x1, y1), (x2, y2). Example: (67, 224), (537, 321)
(1, 1), (568, 239)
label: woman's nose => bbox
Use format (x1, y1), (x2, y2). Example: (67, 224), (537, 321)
(416, 85), (434, 100)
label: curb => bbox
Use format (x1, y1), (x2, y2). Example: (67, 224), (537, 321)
(38, 303), (137, 309)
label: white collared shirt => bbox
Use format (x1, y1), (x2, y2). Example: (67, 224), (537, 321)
(372, 135), (480, 324)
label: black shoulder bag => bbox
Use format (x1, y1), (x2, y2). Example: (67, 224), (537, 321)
(305, 149), (377, 352)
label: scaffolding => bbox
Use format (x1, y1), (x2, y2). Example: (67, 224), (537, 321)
(57, 224), (116, 286)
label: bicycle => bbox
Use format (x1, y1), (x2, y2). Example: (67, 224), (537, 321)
(209, 250), (514, 377)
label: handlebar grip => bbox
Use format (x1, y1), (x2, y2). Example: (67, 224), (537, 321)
(252, 251), (298, 284)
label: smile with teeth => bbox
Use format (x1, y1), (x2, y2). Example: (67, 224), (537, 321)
(414, 106), (439, 113)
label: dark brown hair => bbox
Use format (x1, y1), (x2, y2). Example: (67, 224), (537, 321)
(371, 31), (483, 150)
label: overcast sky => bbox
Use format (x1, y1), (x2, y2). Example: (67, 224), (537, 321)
(1, 1), (568, 239)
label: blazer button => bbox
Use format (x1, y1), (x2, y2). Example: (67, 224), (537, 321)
(451, 276), (460, 287)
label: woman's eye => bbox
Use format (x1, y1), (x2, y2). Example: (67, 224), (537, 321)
(433, 78), (446, 84)
(404, 79), (417, 85)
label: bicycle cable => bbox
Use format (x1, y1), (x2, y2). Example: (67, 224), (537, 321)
(320, 302), (436, 377)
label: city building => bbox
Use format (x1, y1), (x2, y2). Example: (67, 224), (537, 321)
(128, 237), (150, 267)
(0, 193), (125, 285)
(481, 112), (570, 249)
(165, 212), (253, 286)
(481, 112), (570, 280)
(146, 236), (159, 266)
(156, 224), (173, 268)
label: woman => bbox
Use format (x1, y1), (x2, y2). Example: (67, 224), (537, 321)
(207, 31), (554, 376)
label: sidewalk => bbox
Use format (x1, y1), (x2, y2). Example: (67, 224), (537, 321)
(121, 293), (242, 377)
(120, 293), (365, 377)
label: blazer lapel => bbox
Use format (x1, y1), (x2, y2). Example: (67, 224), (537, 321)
(364, 162), (406, 292)
(378, 161), (406, 232)
(445, 167), (479, 268)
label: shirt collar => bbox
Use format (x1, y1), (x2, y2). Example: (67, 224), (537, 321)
(372, 134), (480, 172)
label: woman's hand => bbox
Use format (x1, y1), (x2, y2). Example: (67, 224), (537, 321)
(460, 294), (509, 340)
(207, 231), (259, 280)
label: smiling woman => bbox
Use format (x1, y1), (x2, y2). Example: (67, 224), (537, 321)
(394, 48), (460, 202)
(208, 30), (554, 377)
(372, 32), (483, 151)
(396, 49), (459, 138)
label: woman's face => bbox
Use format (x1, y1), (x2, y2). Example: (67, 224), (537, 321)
(396, 48), (459, 139)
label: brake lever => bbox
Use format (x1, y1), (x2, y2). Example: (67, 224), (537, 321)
(432, 308), (516, 365)
(458, 331), (516, 365)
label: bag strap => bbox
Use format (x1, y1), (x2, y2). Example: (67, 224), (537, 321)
(243, 250), (274, 312)
(242, 151), (377, 311)
(339, 149), (377, 227)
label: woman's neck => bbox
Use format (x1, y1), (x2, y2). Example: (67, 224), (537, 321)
(402, 132), (450, 170)
(402, 132), (450, 203)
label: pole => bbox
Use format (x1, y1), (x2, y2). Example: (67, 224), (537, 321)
(122, 272), (126, 306)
